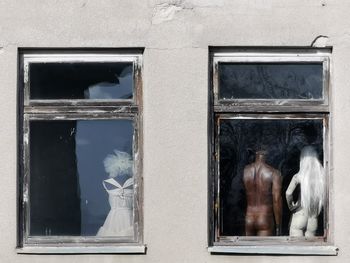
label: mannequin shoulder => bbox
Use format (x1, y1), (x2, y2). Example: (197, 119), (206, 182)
(287, 173), (300, 187)
(292, 173), (300, 182)
(262, 163), (280, 175)
(244, 164), (254, 172)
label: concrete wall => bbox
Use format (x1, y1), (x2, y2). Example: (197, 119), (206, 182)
(0, 0), (349, 262)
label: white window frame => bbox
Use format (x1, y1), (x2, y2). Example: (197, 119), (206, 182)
(208, 48), (337, 255)
(17, 50), (145, 254)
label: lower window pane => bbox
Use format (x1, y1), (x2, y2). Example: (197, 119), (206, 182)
(29, 119), (135, 237)
(218, 117), (325, 237)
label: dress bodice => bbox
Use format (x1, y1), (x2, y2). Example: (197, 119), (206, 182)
(102, 177), (133, 210)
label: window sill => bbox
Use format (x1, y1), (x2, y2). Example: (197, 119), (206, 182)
(208, 245), (338, 255)
(16, 245), (146, 254)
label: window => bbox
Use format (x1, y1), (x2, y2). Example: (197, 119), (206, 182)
(208, 49), (337, 255)
(17, 50), (144, 254)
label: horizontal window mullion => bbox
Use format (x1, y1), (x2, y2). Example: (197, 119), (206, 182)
(24, 112), (138, 121)
(214, 112), (329, 120)
(24, 105), (138, 115)
(213, 105), (329, 114)
(26, 99), (135, 107)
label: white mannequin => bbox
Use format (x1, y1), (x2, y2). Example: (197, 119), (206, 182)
(286, 146), (325, 237)
(97, 150), (134, 237)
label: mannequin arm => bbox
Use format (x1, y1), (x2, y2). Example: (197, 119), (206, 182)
(272, 170), (282, 235)
(285, 175), (300, 212)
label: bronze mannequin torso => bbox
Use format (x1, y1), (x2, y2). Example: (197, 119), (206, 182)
(243, 152), (282, 236)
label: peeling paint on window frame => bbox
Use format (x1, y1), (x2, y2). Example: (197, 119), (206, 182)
(17, 49), (145, 254)
(208, 48), (337, 255)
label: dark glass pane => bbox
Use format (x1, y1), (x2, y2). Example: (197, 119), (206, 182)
(29, 62), (133, 100)
(219, 118), (324, 236)
(29, 120), (134, 236)
(218, 63), (323, 100)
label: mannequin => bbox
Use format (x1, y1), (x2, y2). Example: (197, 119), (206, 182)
(243, 150), (282, 236)
(97, 150), (134, 237)
(286, 146), (324, 237)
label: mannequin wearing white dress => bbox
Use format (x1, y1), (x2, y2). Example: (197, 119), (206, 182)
(97, 177), (134, 236)
(286, 146), (325, 237)
(97, 150), (134, 237)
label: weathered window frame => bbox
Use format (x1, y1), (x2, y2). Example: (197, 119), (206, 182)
(17, 50), (145, 254)
(208, 48), (337, 255)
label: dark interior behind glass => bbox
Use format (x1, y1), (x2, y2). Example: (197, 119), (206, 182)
(29, 62), (133, 100)
(29, 119), (134, 236)
(218, 118), (324, 236)
(218, 63), (323, 100)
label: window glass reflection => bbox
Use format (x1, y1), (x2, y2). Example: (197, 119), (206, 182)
(218, 118), (324, 236)
(29, 120), (134, 237)
(218, 63), (323, 100)
(29, 62), (133, 100)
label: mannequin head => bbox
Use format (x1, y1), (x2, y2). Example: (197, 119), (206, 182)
(298, 146), (325, 216)
(103, 150), (133, 178)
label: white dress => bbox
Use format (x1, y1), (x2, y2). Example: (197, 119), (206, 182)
(97, 177), (134, 237)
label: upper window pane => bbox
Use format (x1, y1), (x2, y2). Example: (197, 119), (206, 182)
(218, 63), (323, 100)
(29, 62), (133, 100)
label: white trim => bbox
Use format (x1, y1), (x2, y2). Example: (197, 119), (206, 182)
(16, 245), (146, 254)
(212, 48), (332, 58)
(213, 56), (328, 63)
(23, 53), (141, 63)
(208, 245), (338, 255)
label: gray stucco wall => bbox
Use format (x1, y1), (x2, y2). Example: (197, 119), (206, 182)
(0, 0), (349, 262)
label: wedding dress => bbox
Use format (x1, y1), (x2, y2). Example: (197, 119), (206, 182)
(97, 177), (134, 237)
